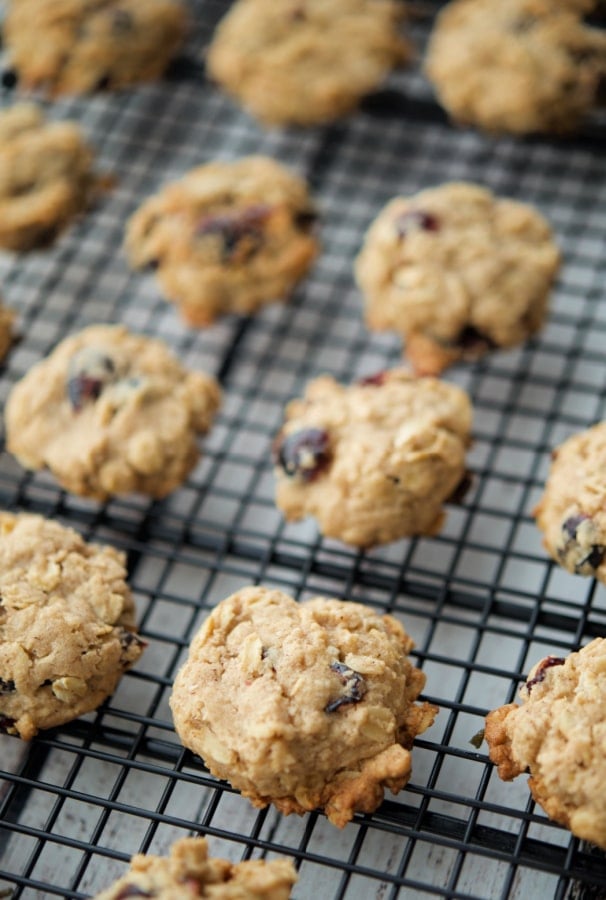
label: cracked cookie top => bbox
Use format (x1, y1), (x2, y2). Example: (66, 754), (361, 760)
(534, 422), (606, 583)
(206, 0), (410, 126)
(0, 103), (104, 252)
(3, 0), (187, 95)
(425, 0), (606, 134)
(272, 368), (472, 547)
(0, 511), (145, 740)
(93, 836), (297, 900)
(5, 324), (221, 500)
(170, 586), (438, 828)
(355, 182), (561, 375)
(485, 638), (606, 849)
(125, 155), (319, 326)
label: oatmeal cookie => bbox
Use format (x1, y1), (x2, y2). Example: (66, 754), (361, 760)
(0, 511), (145, 741)
(534, 422), (606, 583)
(355, 183), (561, 375)
(206, 0), (410, 126)
(3, 0), (187, 95)
(425, 0), (606, 134)
(5, 324), (221, 501)
(0, 103), (104, 252)
(485, 638), (606, 849)
(125, 156), (319, 326)
(170, 587), (437, 828)
(272, 368), (472, 547)
(93, 836), (297, 899)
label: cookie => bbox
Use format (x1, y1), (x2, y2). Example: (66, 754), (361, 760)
(5, 324), (221, 501)
(425, 0), (606, 134)
(0, 511), (145, 741)
(93, 836), (297, 899)
(272, 368), (472, 547)
(0, 299), (16, 362)
(485, 638), (606, 849)
(354, 183), (561, 375)
(170, 587), (437, 828)
(534, 422), (606, 583)
(125, 156), (319, 326)
(0, 103), (104, 252)
(206, 0), (410, 126)
(3, 0), (187, 96)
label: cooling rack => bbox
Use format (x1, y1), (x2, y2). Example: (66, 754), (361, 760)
(1, 1), (606, 897)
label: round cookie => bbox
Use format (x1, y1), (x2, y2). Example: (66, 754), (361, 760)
(534, 422), (606, 582)
(93, 836), (297, 900)
(425, 0), (606, 135)
(5, 324), (221, 501)
(485, 639), (606, 849)
(0, 511), (145, 741)
(3, 0), (187, 96)
(272, 368), (472, 547)
(354, 183), (561, 375)
(0, 103), (104, 252)
(206, 0), (410, 127)
(125, 156), (319, 326)
(170, 586), (437, 828)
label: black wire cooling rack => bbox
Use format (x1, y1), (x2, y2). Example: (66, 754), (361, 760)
(1, 2), (606, 897)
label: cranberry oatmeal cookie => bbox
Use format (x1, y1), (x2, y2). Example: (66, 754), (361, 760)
(170, 587), (437, 828)
(534, 422), (606, 583)
(206, 0), (410, 126)
(3, 0), (187, 95)
(272, 368), (472, 547)
(485, 639), (606, 849)
(93, 836), (297, 899)
(5, 324), (221, 501)
(0, 512), (145, 741)
(425, 0), (606, 134)
(355, 182), (561, 374)
(0, 103), (105, 252)
(0, 298), (16, 362)
(125, 156), (319, 326)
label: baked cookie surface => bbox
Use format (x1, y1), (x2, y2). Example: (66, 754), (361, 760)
(125, 156), (319, 326)
(3, 0), (187, 95)
(272, 369), (472, 547)
(355, 183), (561, 375)
(5, 324), (221, 501)
(170, 587), (437, 828)
(425, 0), (606, 134)
(485, 638), (606, 849)
(534, 422), (606, 583)
(206, 0), (410, 126)
(93, 836), (297, 899)
(0, 103), (103, 252)
(0, 299), (16, 362)
(0, 511), (145, 741)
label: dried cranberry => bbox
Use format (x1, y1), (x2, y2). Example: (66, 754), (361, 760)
(67, 348), (116, 411)
(0, 679), (16, 694)
(525, 656), (565, 693)
(325, 661), (367, 713)
(273, 428), (331, 482)
(358, 371), (388, 387)
(196, 204), (271, 262)
(0, 715), (16, 734)
(559, 514), (605, 574)
(1, 69), (19, 90)
(394, 209), (440, 238)
(119, 630), (147, 665)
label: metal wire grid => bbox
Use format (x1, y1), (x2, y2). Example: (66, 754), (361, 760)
(0, 1), (606, 897)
